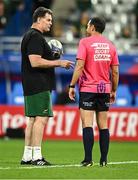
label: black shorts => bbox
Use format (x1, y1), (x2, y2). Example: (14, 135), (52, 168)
(79, 92), (110, 111)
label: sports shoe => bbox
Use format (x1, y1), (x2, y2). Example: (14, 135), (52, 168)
(100, 159), (107, 167)
(32, 157), (51, 166)
(81, 160), (86, 164)
(20, 160), (32, 165)
(81, 160), (93, 167)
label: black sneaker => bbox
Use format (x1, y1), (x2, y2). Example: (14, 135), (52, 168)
(20, 160), (32, 165)
(81, 159), (86, 164)
(81, 160), (93, 167)
(100, 159), (107, 167)
(32, 158), (51, 166)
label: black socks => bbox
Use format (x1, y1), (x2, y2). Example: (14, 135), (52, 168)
(83, 127), (94, 162)
(82, 128), (109, 162)
(99, 129), (109, 162)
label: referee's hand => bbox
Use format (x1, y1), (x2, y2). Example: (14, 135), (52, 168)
(69, 87), (75, 101)
(110, 91), (116, 104)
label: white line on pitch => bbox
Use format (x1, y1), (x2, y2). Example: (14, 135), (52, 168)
(0, 160), (138, 170)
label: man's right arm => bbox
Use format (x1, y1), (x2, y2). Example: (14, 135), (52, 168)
(111, 65), (119, 92)
(28, 54), (74, 69)
(27, 34), (74, 69)
(110, 65), (119, 103)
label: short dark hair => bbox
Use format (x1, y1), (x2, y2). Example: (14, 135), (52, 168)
(89, 17), (106, 33)
(33, 7), (53, 23)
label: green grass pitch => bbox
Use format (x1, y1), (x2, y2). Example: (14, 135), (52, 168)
(0, 139), (138, 179)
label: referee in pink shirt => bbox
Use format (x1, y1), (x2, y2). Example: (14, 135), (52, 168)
(69, 17), (119, 167)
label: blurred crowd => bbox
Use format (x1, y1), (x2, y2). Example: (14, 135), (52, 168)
(0, 0), (92, 37)
(0, 0), (138, 39)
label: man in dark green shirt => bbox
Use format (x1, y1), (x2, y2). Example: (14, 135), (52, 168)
(20, 7), (73, 166)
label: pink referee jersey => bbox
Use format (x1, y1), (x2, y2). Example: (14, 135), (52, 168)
(77, 34), (119, 93)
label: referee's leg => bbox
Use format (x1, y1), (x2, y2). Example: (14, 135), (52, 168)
(96, 111), (109, 166)
(80, 108), (95, 166)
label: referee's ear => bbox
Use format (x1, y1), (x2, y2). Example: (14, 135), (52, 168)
(37, 17), (41, 24)
(91, 25), (95, 32)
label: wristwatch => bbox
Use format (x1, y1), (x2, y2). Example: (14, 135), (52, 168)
(69, 85), (75, 88)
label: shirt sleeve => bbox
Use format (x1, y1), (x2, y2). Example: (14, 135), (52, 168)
(111, 47), (119, 65)
(27, 34), (43, 56)
(76, 39), (86, 61)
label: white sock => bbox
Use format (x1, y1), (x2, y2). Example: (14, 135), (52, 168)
(22, 146), (32, 161)
(33, 146), (42, 160)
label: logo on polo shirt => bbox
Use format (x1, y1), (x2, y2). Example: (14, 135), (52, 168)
(97, 82), (106, 93)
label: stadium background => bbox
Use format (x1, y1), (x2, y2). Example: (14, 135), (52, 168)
(0, 0), (138, 179)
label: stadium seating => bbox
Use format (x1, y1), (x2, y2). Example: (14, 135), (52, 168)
(0, 80), (7, 104)
(7, 82), (24, 105)
(134, 94), (138, 106)
(0, 0), (138, 106)
(51, 90), (58, 105)
(114, 84), (132, 106)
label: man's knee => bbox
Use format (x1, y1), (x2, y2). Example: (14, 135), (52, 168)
(35, 116), (49, 126)
(96, 111), (108, 129)
(97, 119), (108, 129)
(82, 119), (93, 128)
